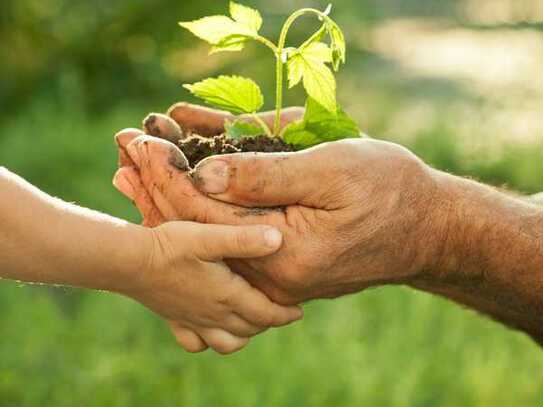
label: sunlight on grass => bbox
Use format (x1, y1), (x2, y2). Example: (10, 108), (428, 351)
(371, 19), (543, 95)
(361, 18), (543, 154)
(462, 0), (543, 24)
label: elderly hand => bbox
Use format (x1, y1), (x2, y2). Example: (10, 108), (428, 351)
(113, 106), (446, 305)
(114, 103), (543, 346)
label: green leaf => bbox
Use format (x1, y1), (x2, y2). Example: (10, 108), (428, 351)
(287, 47), (337, 112)
(303, 97), (359, 139)
(301, 61), (336, 113)
(179, 15), (255, 53)
(229, 2), (262, 32)
(225, 119), (264, 140)
(287, 54), (304, 88)
(281, 122), (321, 148)
(183, 75), (264, 114)
(210, 35), (248, 54)
(301, 17), (346, 72)
(324, 19), (346, 71)
(180, 3), (262, 54)
(282, 97), (361, 149)
(301, 42), (332, 63)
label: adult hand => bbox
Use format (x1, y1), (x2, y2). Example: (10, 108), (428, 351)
(114, 107), (445, 305)
(116, 103), (543, 346)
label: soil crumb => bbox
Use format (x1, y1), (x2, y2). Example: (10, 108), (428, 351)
(179, 134), (294, 168)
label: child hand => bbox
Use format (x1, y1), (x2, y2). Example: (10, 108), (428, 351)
(112, 190), (303, 354)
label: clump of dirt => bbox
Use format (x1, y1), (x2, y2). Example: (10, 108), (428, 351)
(178, 134), (294, 168)
(142, 111), (294, 168)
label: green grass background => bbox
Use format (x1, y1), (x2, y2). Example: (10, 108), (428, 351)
(1, 0), (543, 405)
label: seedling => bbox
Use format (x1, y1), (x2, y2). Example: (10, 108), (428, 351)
(180, 1), (361, 149)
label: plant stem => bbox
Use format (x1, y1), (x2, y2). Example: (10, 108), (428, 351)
(254, 36), (278, 54)
(251, 113), (272, 137)
(273, 55), (284, 137)
(273, 8), (330, 136)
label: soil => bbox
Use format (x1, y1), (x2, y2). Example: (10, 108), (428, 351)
(178, 134), (294, 168)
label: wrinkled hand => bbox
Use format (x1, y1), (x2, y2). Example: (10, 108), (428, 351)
(114, 104), (447, 305)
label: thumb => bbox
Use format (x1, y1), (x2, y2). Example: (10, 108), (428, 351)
(178, 223), (284, 261)
(190, 147), (327, 207)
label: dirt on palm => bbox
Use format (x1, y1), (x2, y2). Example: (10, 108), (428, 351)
(143, 112), (294, 168)
(179, 134), (294, 167)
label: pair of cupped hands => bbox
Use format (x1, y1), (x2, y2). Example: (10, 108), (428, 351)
(113, 103), (442, 354)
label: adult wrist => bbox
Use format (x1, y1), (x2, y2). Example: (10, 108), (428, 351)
(413, 170), (543, 291)
(392, 167), (458, 286)
(410, 171), (481, 287)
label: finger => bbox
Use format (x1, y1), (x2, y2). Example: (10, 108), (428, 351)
(191, 146), (330, 207)
(143, 113), (184, 144)
(167, 103), (304, 136)
(187, 223), (283, 261)
(122, 140), (296, 303)
(230, 285), (304, 328)
(124, 135), (284, 226)
(115, 128), (144, 167)
(124, 135), (202, 221)
(223, 314), (267, 337)
(113, 166), (165, 227)
(240, 106), (305, 132)
(168, 321), (208, 353)
(197, 328), (249, 355)
(168, 103), (234, 137)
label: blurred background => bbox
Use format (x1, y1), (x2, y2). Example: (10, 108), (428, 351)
(1, 0), (543, 405)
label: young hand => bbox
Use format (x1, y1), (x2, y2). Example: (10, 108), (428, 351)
(113, 134), (303, 353)
(123, 219), (302, 354)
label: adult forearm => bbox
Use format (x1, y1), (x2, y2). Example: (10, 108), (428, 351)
(412, 171), (543, 342)
(0, 167), (146, 291)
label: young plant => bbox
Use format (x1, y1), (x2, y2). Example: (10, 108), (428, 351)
(180, 2), (361, 149)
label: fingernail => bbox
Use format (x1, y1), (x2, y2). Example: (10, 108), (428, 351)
(264, 227), (283, 249)
(194, 160), (230, 194)
(168, 147), (190, 172)
(113, 172), (136, 200)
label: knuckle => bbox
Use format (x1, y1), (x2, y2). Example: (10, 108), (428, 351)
(216, 290), (233, 308)
(250, 325), (266, 335)
(216, 274), (243, 306)
(192, 205), (213, 225)
(272, 256), (314, 292)
(324, 139), (361, 159)
(189, 225), (216, 256)
(267, 287), (297, 306)
(233, 158), (266, 198)
(252, 312), (274, 327)
(232, 156), (284, 202)
(277, 270), (307, 293)
(232, 228), (250, 252)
